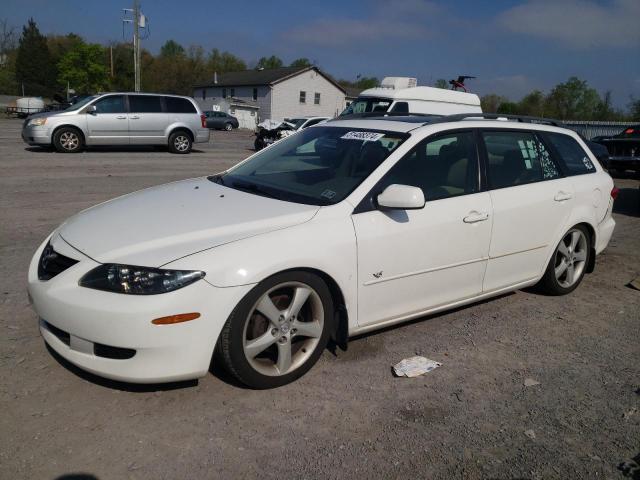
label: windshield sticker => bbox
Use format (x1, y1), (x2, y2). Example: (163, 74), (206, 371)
(321, 189), (337, 200)
(341, 131), (385, 142)
(582, 156), (594, 170)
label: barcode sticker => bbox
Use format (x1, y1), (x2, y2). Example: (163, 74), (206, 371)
(341, 131), (385, 142)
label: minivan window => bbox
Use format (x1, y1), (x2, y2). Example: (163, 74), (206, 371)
(341, 97), (392, 116)
(93, 95), (126, 114)
(165, 96), (196, 114)
(544, 132), (596, 175)
(380, 131), (479, 201)
(482, 131), (560, 189)
(129, 95), (162, 113)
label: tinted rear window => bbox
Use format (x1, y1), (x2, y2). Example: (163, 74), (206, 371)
(129, 95), (162, 113)
(165, 96), (196, 114)
(545, 132), (596, 175)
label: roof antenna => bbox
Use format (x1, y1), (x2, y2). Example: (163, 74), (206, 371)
(449, 75), (476, 92)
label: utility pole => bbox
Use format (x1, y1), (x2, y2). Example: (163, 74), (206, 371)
(123, 1), (147, 92)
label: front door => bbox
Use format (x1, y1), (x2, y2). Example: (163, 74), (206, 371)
(127, 95), (168, 145)
(352, 130), (493, 326)
(85, 95), (129, 145)
(479, 129), (574, 292)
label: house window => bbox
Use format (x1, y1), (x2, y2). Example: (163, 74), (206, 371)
(299, 91), (306, 104)
(314, 92), (320, 105)
(201, 89), (205, 100)
(252, 88), (258, 101)
(222, 88), (227, 98)
(230, 88), (235, 97)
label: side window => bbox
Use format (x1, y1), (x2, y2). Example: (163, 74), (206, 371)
(314, 92), (321, 105)
(299, 91), (306, 104)
(390, 102), (409, 113)
(222, 88), (227, 98)
(545, 132), (595, 175)
(381, 131), (479, 201)
(252, 88), (258, 100)
(230, 88), (235, 97)
(93, 95), (126, 114)
(165, 97), (196, 113)
(482, 131), (559, 189)
(128, 95), (162, 113)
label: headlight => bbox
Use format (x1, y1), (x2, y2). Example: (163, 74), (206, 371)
(28, 117), (47, 126)
(79, 264), (205, 295)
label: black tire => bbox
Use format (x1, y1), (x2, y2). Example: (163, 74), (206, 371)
(536, 225), (591, 295)
(224, 122), (233, 131)
(53, 127), (83, 153)
(168, 130), (192, 154)
(217, 271), (334, 389)
(254, 138), (264, 151)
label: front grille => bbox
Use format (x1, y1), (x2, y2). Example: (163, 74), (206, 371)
(38, 242), (79, 280)
(42, 320), (71, 346)
(94, 343), (136, 360)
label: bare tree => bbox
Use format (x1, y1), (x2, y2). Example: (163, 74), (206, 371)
(0, 18), (17, 54)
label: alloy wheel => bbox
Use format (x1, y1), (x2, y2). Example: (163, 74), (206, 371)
(174, 135), (190, 152)
(554, 229), (588, 288)
(60, 131), (79, 151)
(242, 281), (324, 377)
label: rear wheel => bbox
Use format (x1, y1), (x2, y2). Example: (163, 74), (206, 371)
(53, 127), (83, 153)
(168, 131), (192, 154)
(218, 271), (333, 389)
(536, 226), (590, 295)
(224, 122), (233, 131)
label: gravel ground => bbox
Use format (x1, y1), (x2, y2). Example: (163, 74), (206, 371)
(0, 117), (638, 480)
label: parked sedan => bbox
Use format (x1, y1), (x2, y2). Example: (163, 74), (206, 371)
(28, 114), (616, 389)
(593, 125), (640, 176)
(204, 111), (239, 131)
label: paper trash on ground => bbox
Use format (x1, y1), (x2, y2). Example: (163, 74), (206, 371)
(393, 356), (442, 378)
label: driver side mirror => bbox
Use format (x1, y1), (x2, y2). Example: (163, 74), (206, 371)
(87, 105), (97, 114)
(377, 184), (425, 210)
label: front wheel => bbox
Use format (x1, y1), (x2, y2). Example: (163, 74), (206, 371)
(217, 271), (333, 389)
(168, 131), (192, 154)
(536, 226), (590, 295)
(53, 127), (83, 153)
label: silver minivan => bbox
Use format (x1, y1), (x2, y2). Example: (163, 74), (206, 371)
(22, 93), (210, 154)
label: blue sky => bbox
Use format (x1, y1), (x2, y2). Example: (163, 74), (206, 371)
(3, 0), (639, 108)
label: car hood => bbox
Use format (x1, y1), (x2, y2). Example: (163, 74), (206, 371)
(58, 177), (319, 267)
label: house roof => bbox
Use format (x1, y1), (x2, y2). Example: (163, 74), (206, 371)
(194, 66), (346, 94)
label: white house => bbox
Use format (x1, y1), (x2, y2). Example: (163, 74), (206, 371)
(193, 66), (347, 126)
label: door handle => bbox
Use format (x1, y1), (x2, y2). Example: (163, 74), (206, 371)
(554, 191), (573, 202)
(116, 115), (127, 119)
(463, 211), (489, 223)
(129, 115), (140, 120)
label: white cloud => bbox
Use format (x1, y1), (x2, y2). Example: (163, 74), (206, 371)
(498, 0), (640, 49)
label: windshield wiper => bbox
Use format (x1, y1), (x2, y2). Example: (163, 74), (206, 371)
(230, 181), (282, 200)
(209, 174), (225, 186)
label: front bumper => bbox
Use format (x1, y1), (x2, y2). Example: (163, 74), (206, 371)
(22, 124), (52, 146)
(27, 235), (253, 383)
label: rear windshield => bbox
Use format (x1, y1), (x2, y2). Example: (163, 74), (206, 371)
(212, 126), (408, 205)
(341, 97), (393, 116)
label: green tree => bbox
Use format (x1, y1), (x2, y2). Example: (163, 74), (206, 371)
(207, 48), (246, 74)
(57, 42), (108, 94)
(544, 77), (601, 120)
(433, 78), (448, 89)
(518, 90), (545, 117)
(15, 18), (55, 96)
(496, 101), (519, 115)
(480, 94), (506, 113)
(108, 42), (134, 91)
(629, 97), (640, 121)
(256, 55), (283, 69)
(290, 57), (312, 68)
(159, 39), (185, 57)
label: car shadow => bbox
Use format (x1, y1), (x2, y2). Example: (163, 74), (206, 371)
(44, 343), (198, 392)
(24, 146), (207, 154)
(613, 187), (640, 218)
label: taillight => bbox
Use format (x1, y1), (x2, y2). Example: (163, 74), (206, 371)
(200, 114), (206, 128)
(611, 187), (619, 200)
(624, 128), (634, 135)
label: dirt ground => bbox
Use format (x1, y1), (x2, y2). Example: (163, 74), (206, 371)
(0, 117), (638, 480)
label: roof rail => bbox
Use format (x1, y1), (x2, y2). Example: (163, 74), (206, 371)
(427, 113), (565, 127)
(337, 112), (442, 120)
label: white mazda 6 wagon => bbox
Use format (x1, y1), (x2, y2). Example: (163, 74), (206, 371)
(28, 114), (617, 389)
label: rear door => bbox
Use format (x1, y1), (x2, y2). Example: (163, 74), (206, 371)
(85, 95), (129, 145)
(352, 130), (492, 326)
(480, 129), (574, 292)
(127, 95), (168, 144)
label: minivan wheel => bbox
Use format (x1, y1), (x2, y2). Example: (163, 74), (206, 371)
(218, 271), (333, 389)
(168, 131), (192, 154)
(53, 127), (83, 153)
(536, 226), (590, 295)
(224, 122), (233, 131)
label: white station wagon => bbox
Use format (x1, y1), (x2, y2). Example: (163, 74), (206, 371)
(28, 114), (617, 389)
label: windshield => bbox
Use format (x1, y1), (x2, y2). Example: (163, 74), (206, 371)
(64, 95), (98, 112)
(212, 126), (408, 205)
(341, 97), (393, 116)
(284, 118), (306, 129)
